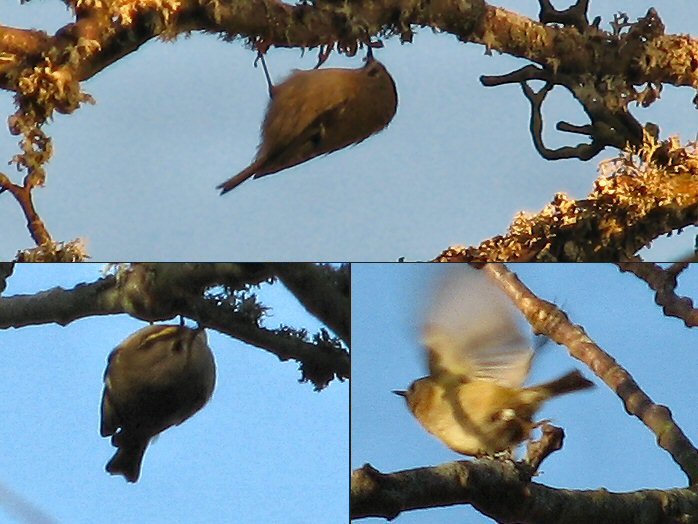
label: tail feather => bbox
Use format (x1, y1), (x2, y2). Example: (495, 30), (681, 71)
(537, 370), (594, 397)
(106, 441), (148, 483)
(217, 163), (260, 194)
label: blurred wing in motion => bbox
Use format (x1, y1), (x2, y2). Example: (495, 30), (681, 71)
(422, 267), (532, 388)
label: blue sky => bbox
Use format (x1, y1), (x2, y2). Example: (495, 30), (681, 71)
(0, 264), (348, 523)
(351, 263), (698, 523)
(2, 1), (696, 261)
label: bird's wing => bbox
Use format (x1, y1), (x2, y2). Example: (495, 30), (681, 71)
(253, 101), (351, 179)
(254, 70), (356, 177)
(422, 267), (532, 388)
(265, 69), (355, 146)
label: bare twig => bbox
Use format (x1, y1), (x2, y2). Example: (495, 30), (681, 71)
(616, 262), (698, 327)
(0, 172), (51, 246)
(525, 422), (565, 472)
(538, 0), (590, 32)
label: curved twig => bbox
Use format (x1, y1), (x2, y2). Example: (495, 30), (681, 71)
(616, 261), (698, 327)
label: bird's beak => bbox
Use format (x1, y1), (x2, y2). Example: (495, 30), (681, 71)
(392, 390), (407, 398)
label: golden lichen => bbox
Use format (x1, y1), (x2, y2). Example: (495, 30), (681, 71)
(74, 0), (109, 10)
(16, 238), (90, 262)
(435, 133), (698, 262)
(113, 0), (182, 26)
(16, 56), (92, 116)
(69, 37), (103, 64)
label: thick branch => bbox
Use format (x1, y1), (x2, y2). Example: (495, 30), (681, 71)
(273, 263), (350, 346)
(351, 461), (698, 521)
(0, 263), (15, 295)
(0, 0), (485, 93)
(2, 2), (696, 94)
(471, 6), (698, 89)
(0, 275), (121, 326)
(434, 138), (698, 262)
(183, 294), (349, 387)
(0, 263), (348, 388)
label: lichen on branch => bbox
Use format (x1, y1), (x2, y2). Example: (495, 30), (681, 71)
(435, 134), (698, 262)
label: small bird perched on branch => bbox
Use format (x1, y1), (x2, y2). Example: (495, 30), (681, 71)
(217, 50), (398, 194)
(393, 267), (594, 457)
(100, 324), (216, 482)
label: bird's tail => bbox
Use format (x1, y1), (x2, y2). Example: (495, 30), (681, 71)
(217, 164), (259, 194)
(535, 370), (594, 398)
(106, 439), (148, 483)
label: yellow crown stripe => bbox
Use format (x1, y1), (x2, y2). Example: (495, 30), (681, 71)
(142, 326), (181, 345)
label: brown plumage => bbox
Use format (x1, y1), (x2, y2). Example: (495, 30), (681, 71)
(218, 58), (398, 193)
(101, 325), (216, 482)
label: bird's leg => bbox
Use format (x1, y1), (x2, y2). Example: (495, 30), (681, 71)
(254, 49), (274, 99)
(315, 44), (333, 68)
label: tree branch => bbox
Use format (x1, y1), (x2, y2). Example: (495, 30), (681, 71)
(0, 263), (348, 389)
(2, 3), (696, 107)
(537, 0), (589, 32)
(616, 261), (698, 327)
(350, 461), (698, 521)
(2, 2), (698, 256)
(484, 263), (698, 485)
(0, 263), (15, 295)
(183, 293), (349, 388)
(272, 263), (350, 346)
(434, 137), (698, 262)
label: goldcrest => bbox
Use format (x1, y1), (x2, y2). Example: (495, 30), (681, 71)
(217, 57), (398, 193)
(394, 370), (592, 456)
(394, 267), (593, 456)
(100, 325), (216, 482)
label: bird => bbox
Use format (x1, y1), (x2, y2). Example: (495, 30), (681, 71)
(393, 267), (594, 457)
(217, 54), (398, 193)
(100, 324), (216, 482)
